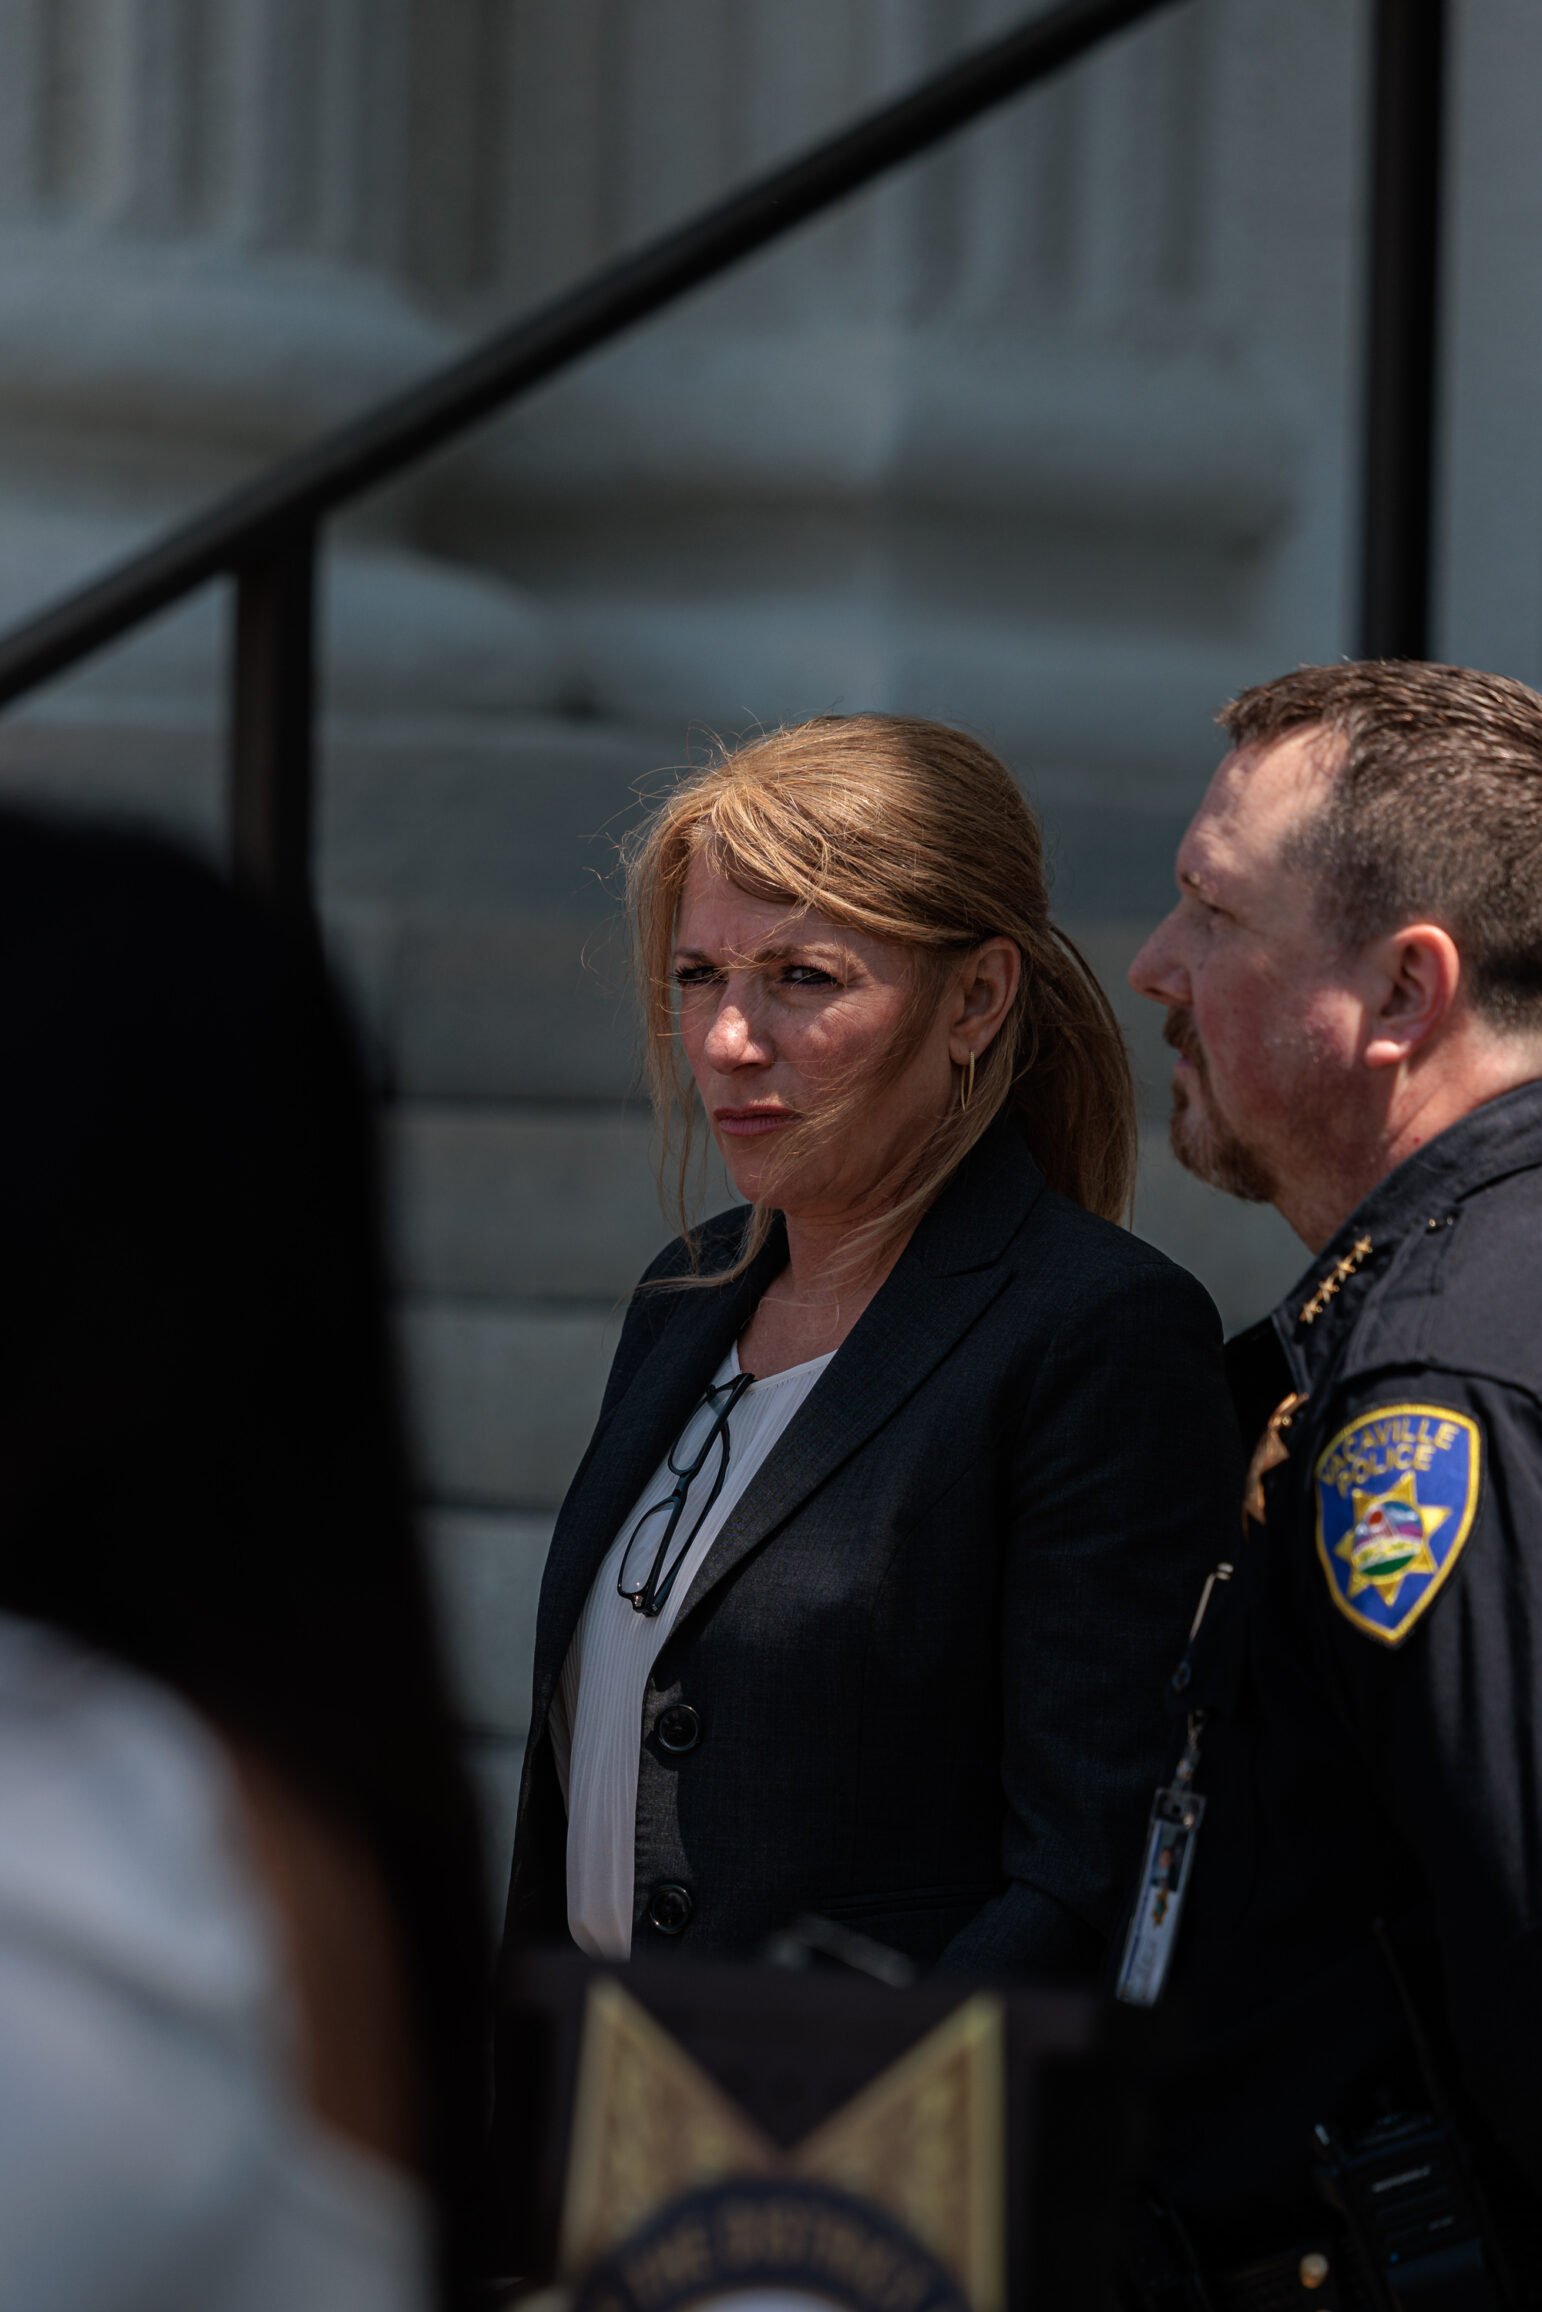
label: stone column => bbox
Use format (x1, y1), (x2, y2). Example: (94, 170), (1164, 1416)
(0, 0), (563, 730)
(419, 0), (1298, 785)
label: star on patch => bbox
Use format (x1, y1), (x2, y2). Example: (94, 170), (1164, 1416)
(1335, 1472), (1450, 1605)
(1314, 1402), (1482, 1646)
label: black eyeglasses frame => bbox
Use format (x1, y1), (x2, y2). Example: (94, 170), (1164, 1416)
(616, 1369), (756, 1618)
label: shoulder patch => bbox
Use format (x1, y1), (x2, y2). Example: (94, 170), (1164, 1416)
(1314, 1403), (1482, 1646)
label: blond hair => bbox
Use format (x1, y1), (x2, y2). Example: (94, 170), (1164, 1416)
(625, 714), (1136, 1281)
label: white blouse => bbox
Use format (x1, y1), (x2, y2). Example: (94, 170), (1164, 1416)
(552, 1345), (834, 1958)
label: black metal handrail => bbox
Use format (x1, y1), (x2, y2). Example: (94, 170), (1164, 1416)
(0, 0), (1443, 905)
(1360, 0), (1446, 662)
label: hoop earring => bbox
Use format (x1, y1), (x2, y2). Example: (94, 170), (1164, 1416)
(959, 1051), (976, 1113)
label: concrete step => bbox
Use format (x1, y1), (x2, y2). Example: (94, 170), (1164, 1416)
(383, 1103), (730, 1300)
(0, 707), (668, 919)
(423, 1510), (552, 1905)
(343, 912), (640, 1102)
(387, 1105), (658, 1300)
(400, 1298), (623, 1512)
(425, 1508), (552, 1744)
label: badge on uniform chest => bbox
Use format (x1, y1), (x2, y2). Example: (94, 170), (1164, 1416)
(1314, 1403), (1483, 1646)
(1243, 1389), (1308, 1527)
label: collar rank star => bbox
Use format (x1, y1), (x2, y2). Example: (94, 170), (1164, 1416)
(1314, 1403), (1482, 1645)
(1298, 1235), (1373, 1327)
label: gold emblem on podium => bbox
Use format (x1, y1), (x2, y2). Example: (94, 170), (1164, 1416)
(561, 1978), (1005, 2312)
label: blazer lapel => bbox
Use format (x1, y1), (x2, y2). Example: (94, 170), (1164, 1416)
(529, 1221), (786, 1710)
(672, 1119), (1044, 1627)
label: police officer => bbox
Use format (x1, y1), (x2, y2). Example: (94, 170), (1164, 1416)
(1122, 661), (1542, 2308)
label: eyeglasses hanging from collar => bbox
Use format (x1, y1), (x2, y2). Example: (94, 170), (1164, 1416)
(617, 1370), (756, 1617)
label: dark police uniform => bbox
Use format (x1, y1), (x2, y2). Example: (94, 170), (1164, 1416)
(1137, 1079), (1542, 2306)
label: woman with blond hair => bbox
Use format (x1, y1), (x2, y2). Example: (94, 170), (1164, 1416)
(499, 714), (1239, 1982)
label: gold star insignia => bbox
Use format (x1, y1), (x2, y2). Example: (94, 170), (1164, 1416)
(1299, 1236), (1374, 1326)
(1335, 1470), (1449, 1604)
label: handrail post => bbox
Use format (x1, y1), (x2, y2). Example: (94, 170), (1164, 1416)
(1358, 0), (1447, 661)
(230, 528), (316, 910)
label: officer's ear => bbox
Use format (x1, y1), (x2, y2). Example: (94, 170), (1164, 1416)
(1362, 923), (1461, 1069)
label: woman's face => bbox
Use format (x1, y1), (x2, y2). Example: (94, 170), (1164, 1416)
(672, 856), (962, 1221)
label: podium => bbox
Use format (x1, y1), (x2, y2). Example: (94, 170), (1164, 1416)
(490, 1951), (1154, 2311)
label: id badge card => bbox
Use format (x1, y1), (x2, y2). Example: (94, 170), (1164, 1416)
(1115, 1782), (1205, 2007)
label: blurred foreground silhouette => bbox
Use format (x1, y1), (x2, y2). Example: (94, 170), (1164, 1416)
(0, 812), (485, 2312)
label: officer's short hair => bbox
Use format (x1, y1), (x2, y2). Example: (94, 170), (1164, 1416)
(1220, 660), (1542, 1030)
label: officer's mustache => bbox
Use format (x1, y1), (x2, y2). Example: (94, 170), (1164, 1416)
(1163, 1010), (1208, 1081)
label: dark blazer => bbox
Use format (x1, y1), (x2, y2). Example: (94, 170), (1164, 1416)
(500, 1116), (1241, 1980)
